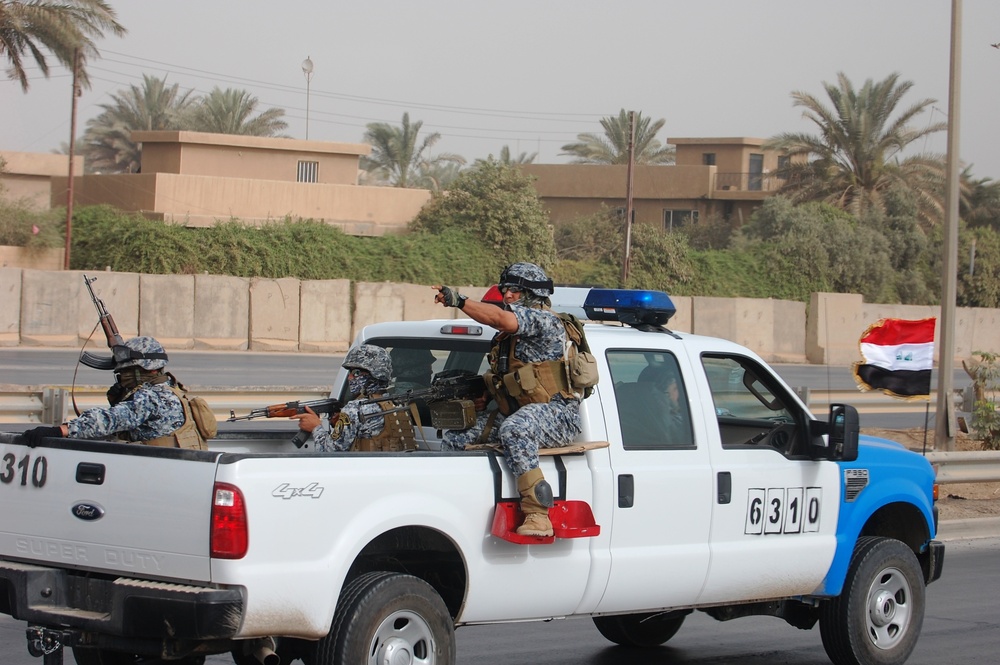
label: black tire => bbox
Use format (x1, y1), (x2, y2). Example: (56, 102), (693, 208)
(311, 571), (455, 665)
(71, 648), (205, 665)
(820, 536), (925, 665)
(593, 610), (688, 647)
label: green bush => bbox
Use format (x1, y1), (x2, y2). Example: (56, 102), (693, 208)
(966, 351), (1000, 450)
(0, 198), (65, 249)
(67, 206), (496, 285)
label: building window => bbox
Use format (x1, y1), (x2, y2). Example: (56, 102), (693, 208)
(664, 209), (699, 231)
(613, 206), (626, 221)
(748, 154), (764, 191)
(776, 155), (790, 179)
(297, 161), (319, 183)
(702, 153), (716, 166)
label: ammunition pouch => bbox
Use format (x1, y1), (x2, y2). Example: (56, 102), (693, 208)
(143, 385), (213, 450)
(486, 359), (572, 415)
(353, 401), (418, 452)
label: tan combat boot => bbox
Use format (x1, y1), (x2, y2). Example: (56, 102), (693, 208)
(516, 467), (554, 537)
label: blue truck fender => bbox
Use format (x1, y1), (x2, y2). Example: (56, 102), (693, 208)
(815, 435), (937, 597)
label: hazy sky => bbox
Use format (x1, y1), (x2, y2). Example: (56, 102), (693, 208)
(4, 1), (1000, 180)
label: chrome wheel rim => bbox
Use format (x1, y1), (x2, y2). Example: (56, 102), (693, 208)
(866, 565), (912, 650)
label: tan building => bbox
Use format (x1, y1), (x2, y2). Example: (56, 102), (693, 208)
(522, 137), (791, 230)
(49, 131), (431, 236)
(0, 151), (83, 210)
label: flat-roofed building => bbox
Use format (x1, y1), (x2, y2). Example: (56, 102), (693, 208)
(522, 137), (793, 231)
(49, 131), (430, 236)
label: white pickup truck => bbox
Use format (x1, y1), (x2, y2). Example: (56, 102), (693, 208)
(0, 287), (943, 665)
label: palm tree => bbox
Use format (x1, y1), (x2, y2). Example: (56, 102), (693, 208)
(962, 171), (1000, 230)
(81, 74), (197, 173)
(1, 0), (125, 92)
(560, 109), (675, 165)
(474, 145), (537, 167)
(765, 72), (948, 225)
(187, 87), (288, 137)
(498, 145), (537, 165)
(361, 112), (465, 188)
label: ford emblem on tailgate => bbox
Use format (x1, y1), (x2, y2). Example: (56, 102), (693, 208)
(71, 503), (105, 521)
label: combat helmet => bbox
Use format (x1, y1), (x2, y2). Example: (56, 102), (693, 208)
(114, 336), (169, 371)
(498, 262), (554, 298)
(342, 344), (392, 384)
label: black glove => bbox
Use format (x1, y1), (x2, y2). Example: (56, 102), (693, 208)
(438, 286), (467, 309)
(20, 425), (63, 448)
(106, 381), (126, 406)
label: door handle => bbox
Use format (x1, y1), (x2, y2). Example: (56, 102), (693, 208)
(618, 474), (634, 508)
(717, 471), (732, 504)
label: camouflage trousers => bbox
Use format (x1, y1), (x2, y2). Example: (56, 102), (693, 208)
(442, 395), (581, 476)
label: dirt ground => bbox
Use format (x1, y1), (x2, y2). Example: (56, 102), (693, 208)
(861, 427), (1000, 521)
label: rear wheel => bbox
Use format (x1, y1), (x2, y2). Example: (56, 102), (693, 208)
(311, 571), (455, 665)
(593, 610), (689, 647)
(820, 536), (925, 665)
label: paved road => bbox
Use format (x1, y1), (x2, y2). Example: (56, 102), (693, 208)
(1, 536), (996, 665)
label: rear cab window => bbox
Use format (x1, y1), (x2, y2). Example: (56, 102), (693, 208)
(606, 349), (695, 450)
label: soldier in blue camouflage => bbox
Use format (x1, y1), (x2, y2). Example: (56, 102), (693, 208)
(434, 262), (582, 537)
(292, 344), (417, 453)
(19, 336), (192, 447)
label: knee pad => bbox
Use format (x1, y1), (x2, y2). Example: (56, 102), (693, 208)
(533, 479), (554, 508)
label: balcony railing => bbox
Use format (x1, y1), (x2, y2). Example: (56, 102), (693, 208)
(714, 172), (786, 193)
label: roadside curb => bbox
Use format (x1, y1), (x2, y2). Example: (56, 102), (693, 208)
(938, 516), (1000, 541)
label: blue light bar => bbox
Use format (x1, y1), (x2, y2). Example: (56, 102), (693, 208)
(582, 289), (676, 326)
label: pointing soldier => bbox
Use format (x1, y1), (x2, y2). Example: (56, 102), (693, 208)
(434, 262), (583, 538)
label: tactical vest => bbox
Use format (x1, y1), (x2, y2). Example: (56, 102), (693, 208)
(352, 400), (418, 452)
(144, 386), (209, 451)
(483, 330), (573, 417)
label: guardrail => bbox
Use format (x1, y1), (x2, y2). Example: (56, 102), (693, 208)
(0, 385), (331, 425)
(2, 385), (998, 484)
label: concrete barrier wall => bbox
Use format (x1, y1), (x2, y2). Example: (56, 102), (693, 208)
(3, 268), (1000, 364)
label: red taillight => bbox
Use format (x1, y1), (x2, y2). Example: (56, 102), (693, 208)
(211, 482), (248, 559)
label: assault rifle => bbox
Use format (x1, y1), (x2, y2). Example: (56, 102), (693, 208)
(360, 370), (487, 429)
(80, 274), (129, 371)
(227, 398), (343, 448)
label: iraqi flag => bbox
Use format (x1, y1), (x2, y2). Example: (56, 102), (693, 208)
(852, 318), (935, 399)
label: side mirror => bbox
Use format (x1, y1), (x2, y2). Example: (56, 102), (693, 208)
(808, 404), (859, 461)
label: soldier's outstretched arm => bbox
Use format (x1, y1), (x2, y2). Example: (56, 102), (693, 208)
(432, 285), (518, 333)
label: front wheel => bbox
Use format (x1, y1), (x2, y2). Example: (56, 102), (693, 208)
(820, 536), (925, 665)
(593, 610), (689, 647)
(311, 571), (455, 665)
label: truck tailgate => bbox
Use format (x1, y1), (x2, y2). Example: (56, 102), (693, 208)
(0, 434), (221, 583)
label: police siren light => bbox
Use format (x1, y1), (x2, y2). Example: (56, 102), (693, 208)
(482, 286), (676, 327)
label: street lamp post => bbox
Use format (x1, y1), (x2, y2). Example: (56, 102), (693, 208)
(301, 56), (314, 140)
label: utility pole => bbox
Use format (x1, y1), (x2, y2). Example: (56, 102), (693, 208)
(621, 111), (636, 284)
(64, 47), (81, 270)
(936, 0), (962, 451)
